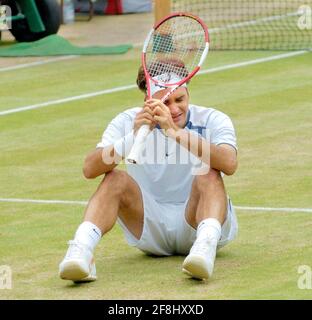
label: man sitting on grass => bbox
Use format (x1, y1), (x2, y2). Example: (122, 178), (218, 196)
(59, 66), (238, 282)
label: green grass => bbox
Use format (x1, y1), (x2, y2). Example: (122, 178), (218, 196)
(0, 49), (311, 299)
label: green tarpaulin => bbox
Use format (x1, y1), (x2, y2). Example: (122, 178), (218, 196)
(0, 35), (133, 56)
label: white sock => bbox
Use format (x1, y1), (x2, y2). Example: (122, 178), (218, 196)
(74, 221), (102, 252)
(196, 218), (222, 244)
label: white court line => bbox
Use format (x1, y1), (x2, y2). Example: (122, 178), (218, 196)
(0, 55), (78, 72)
(0, 198), (311, 213)
(0, 84), (137, 116)
(0, 50), (309, 117)
(0, 198), (87, 206)
(234, 206), (312, 213)
(198, 50), (308, 75)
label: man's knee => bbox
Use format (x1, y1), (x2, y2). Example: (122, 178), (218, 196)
(97, 169), (129, 196)
(193, 169), (223, 193)
(103, 169), (128, 182)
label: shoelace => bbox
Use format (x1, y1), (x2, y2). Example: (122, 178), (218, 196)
(66, 240), (86, 259)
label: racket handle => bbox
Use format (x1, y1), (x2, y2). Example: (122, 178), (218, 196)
(126, 125), (150, 164)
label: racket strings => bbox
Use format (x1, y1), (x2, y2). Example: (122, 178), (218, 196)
(146, 15), (206, 82)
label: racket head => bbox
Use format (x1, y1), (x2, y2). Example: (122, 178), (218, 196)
(142, 12), (210, 98)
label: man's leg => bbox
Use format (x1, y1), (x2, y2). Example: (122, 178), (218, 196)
(185, 168), (227, 228)
(182, 168), (227, 280)
(83, 169), (144, 239)
(59, 169), (144, 282)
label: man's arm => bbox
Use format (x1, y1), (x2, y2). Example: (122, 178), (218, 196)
(210, 143), (238, 175)
(83, 146), (123, 179)
(166, 128), (238, 176)
(84, 107), (152, 179)
(147, 98), (237, 175)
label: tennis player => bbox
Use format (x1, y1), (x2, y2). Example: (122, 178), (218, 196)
(59, 68), (238, 282)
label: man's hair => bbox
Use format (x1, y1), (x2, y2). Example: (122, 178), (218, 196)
(136, 59), (190, 93)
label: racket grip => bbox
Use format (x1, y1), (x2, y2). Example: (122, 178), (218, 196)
(126, 125), (151, 164)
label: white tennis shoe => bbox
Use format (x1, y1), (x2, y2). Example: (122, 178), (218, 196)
(59, 240), (96, 283)
(182, 237), (217, 280)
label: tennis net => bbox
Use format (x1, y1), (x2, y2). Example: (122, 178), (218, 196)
(169, 0), (312, 50)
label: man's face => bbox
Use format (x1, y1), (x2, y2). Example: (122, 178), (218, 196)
(152, 87), (189, 128)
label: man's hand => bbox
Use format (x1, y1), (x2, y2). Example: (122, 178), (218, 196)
(133, 105), (156, 136)
(146, 99), (179, 133)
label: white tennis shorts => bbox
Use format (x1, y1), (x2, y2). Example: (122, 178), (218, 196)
(117, 188), (238, 256)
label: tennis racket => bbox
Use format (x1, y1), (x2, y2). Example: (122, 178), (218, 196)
(126, 12), (210, 164)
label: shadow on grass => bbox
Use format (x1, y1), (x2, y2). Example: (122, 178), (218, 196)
(182, 275), (208, 285)
(61, 280), (99, 290)
(216, 249), (233, 259)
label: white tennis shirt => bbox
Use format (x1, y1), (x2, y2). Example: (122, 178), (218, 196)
(97, 104), (237, 204)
